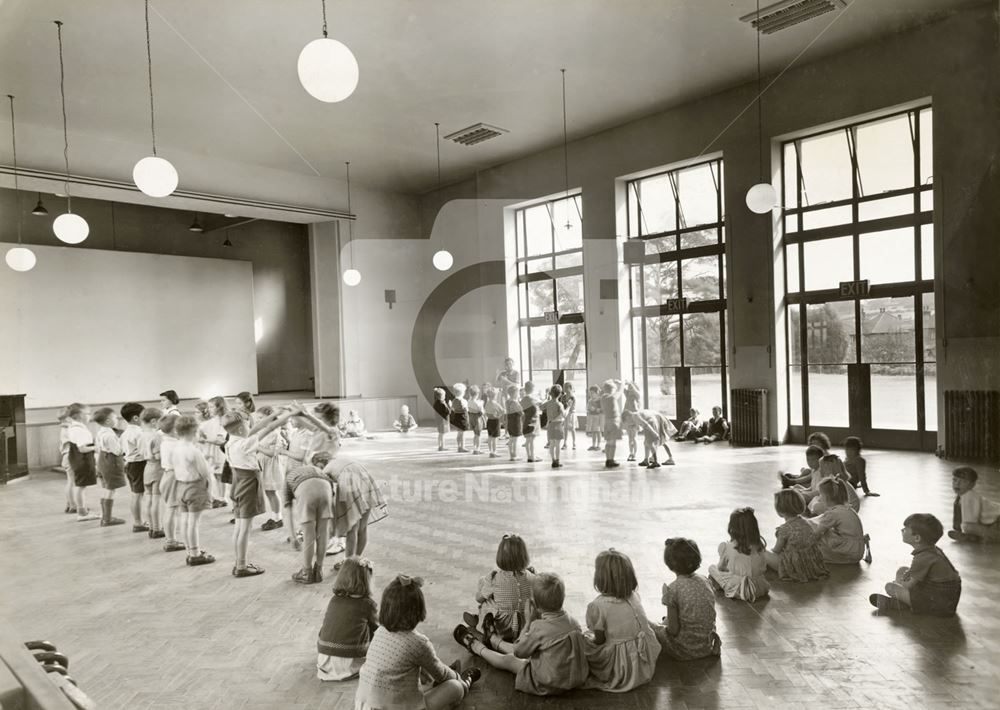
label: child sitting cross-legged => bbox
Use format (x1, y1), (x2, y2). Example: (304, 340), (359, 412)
(811, 478), (871, 565)
(453, 572), (589, 696)
(463, 534), (535, 643)
(708, 508), (770, 602)
(764, 489), (828, 582)
(870, 513), (961, 616)
(393, 405), (418, 433)
(843, 436), (878, 496)
(949, 466), (1000, 543)
(654, 538), (722, 660)
(317, 556), (378, 681)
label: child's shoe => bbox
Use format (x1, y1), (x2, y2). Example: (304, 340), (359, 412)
(233, 563), (265, 578)
(461, 667), (481, 686)
(100, 517), (125, 527)
(627, 455), (636, 462)
(292, 567), (315, 584)
(665, 458), (676, 466)
(76, 510), (100, 522)
(261, 519), (280, 531)
(462, 612), (479, 629)
(163, 540), (186, 552)
(149, 530), (166, 539)
(132, 523), (150, 533)
(313, 563), (324, 582)
(604, 460), (620, 468)
(638, 459), (649, 467)
(869, 593), (902, 612)
(64, 506), (76, 514)
(489, 452), (499, 458)
(438, 446), (445, 452)
(947, 530), (981, 543)
(187, 552), (216, 566)
(211, 499), (227, 509)
(648, 461), (661, 469)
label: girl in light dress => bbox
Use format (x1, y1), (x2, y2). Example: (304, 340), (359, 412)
(811, 478), (871, 564)
(807, 454), (861, 515)
(655, 538), (722, 660)
(765, 489), (828, 582)
(542, 385), (566, 469)
(708, 508), (770, 601)
(196, 397), (228, 506)
(256, 405), (287, 531)
(585, 385), (603, 451)
(559, 382), (577, 450)
(621, 381), (642, 462)
(464, 535), (535, 643)
(582, 549), (661, 693)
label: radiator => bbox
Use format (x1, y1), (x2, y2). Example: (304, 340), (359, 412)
(944, 390), (1000, 462)
(731, 388), (769, 446)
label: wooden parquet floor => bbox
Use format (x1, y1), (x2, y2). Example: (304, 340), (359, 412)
(1, 434), (998, 709)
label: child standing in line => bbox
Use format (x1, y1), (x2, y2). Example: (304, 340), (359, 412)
(172, 415), (216, 566)
(600, 380), (623, 468)
(317, 556), (379, 681)
(582, 549), (661, 693)
(463, 535), (536, 642)
(207, 396), (232, 504)
(194, 400), (225, 508)
(521, 383), (541, 463)
(257, 405), (286, 532)
(622, 382), (642, 462)
(949, 466), (1000, 542)
(235, 391), (257, 423)
(585, 386), (603, 451)
(870, 513), (961, 615)
(505, 386), (523, 462)
(140, 407), (165, 539)
(542, 386), (566, 469)
(843, 436), (878, 497)
(453, 573), (588, 696)
(708, 508), (770, 601)
(450, 384), (470, 453)
(65, 403), (100, 521)
(467, 385), (484, 455)
(484, 388), (504, 459)
(812, 478), (870, 564)
(393, 405), (418, 433)
(432, 388), (450, 452)
(158, 414), (186, 552)
(655, 538), (722, 660)
(696, 406), (730, 444)
(119, 402), (149, 533)
(560, 382), (577, 451)
(764, 489), (828, 582)
(57, 410), (77, 514)
(92, 407), (127, 527)
(354, 575), (478, 709)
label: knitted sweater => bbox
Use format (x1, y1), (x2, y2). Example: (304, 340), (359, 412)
(355, 628), (457, 709)
(317, 594), (378, 657)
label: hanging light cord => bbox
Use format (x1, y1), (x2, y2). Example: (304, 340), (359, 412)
(144, 0), (157, 155)
(756, 0), (763, 182)
(54, 20), (73, 212)
(345, 161), (354, 268)
(321, 0), (328, 38)
(561, 69), (569, 198)
(8, 94), (23, 245)
(435, 122), (442, 188)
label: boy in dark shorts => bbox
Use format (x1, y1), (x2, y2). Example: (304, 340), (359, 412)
(92, 407), (127, 527)
(284, 451), (336, 584)
(119, 402), (149, 533)
(173, 415), (216, 566)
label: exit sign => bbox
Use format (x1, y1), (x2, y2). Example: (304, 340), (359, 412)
(543, 311), (559, 324)
(665, 297), (688, 313)
(839, 279), (870, 297)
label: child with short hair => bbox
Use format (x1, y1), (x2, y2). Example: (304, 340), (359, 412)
(674, 408), (704, 442)
(206, 396), (232, 505)
(696, 406), (730, 443)
(949, 466), (1000, 542)
(542, 385), (566, 468)
(453, 572), (588, 696)
(585, 385), (603, 451)
(655, 538), (722, 660)
(467, 385), (484, 455)
(92, 407), (127, 527)
(870, 513), (961, 615)
(521, 382), (541, 463)
(317, 555), (378, 681)
(393, 405), (418, 433)
(158, 414), (186, 552)
(483, 387), (504, 459)
(505, 385), (523, 462)
(708, 508), (770, 601)
(342, 410), (368, 438)
(285, 451), (336, 584)
(807, 453), (861, 515)
(764, 489), (828, 582)
(624, 409), (676, 468)
(256, 405), (286, 531)
(582, 549), (661, 692)
(812, 478), (871, 564)
(600, 380), (623, 468)
(622, 381), (642, 462)
(463, 534), (535, 643)
(57, 410), (76, 514)
(355, 575), (478, 709)
(172, 415), (216, 566)
(449, 384), (470, 452)
(119, 402), (149, 532)
(65, 403), (100, 521)
(432, 388), (450, 452)
(843, 436), (877, 496)
(779, 444), (823, 491)
(559, 382), (577, 450)
(140, 407), (165, 539)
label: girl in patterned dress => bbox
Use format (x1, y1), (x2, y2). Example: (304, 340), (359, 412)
(765, 489), (828, 582)
(708, 508), (770, 601)
(622, 381), (642, 462)
(655, 538), (722, 660)
(257, 405), (286, 531)
(464, 534), (535, 642)
(585, 385), (603, 451)
(812, 478), (870, 564)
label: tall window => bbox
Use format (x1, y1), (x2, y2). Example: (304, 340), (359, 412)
(625, 158), (727, 420)
(783, 107), (934, 445)
(514, 194), (586, 393)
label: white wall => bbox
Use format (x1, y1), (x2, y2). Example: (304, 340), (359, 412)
(0, 244), (257, 408)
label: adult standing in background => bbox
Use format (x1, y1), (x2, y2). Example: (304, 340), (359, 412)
(496, 357), (521, 390)
(159, 390), (181, 417)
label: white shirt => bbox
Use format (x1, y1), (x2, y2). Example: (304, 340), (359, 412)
(120, 424), (145, 462)
(94, 427), (122, 456)
(960, 489), (1000, 527)
(226, 434), (260, 471)
(163, 406), (180, 417)
(172, 440), (212, 483)
(66, 421), (93, 448)
(141, 430), (161, 462)
(160, 435), (178, 472)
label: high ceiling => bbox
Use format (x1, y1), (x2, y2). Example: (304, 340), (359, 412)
(0, 0), (981, 196)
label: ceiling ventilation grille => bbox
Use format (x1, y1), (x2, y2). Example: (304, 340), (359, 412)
(740, 0), (847, 34)
(443, 123), (509, 146)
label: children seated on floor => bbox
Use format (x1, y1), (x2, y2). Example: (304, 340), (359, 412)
(765, 489), (828, 582)
(464, 535), (535, 642)
(843, 436), (878, 496)
(317, 556), (378, 681)
(708, 508), (770, 602)
(949, 466), (1000, 543)
(674, 408), (704, 441)
(655, 538), (722, 660)
(870, 513), (961, 616)
(393, 405), (418, 433)
(811, 478), (871, 564)
(340, 410), (371, 439)
(695, 406), (730, 443)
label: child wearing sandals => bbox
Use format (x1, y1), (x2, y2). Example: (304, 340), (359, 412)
(542, 385), (566, 468)
(708, 508), (770, 601)
(326, 454), (389, 570)
(65, 403), (100, 521)
(355, 574), (478, 710)
(92, 407), (127, 527)
(582, 549), (661, 693)
(173, 415), (217, 566)
(284, 451), (335, 584)
(764, 489), (828, 582)
(463, 534), (535, 642)
(454, 572), (588, 696)
(811, 478), (871, 564)
(140, 407), (165, 540)
(120, 402), (149, 533)
(623, 409), (676, 468)
(317, 556), (378, 681)
(870, 513), (961, 616)
(655, 539), (722, 660)
(483, 388), (504, 459)
(432, 388), (450, 452)
(158, 415), (186, 552)
(449, 384), (470, 453)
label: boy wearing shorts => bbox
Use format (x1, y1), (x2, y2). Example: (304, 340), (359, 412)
(949, 466), (1000, 543)
(283, 452), (336, 585)
(158, 415), (186, 552)
(140, 408), (165, 539)
(172, 415), (216, 566)
(92, 407), (127, 526)
(120, 402), (149, 533)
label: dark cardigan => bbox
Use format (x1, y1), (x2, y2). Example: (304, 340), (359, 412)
(317, 594), (379, 657)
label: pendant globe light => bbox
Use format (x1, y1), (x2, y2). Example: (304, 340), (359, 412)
(52, 20), (89, 244)
(5, 95), (37, 272)
(341, 161), (361, 286)
(431, 122), (453, 271)
(746, 0), (777, 214)
(132, 0), (178, 197)
(298, 0), (359, 103)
